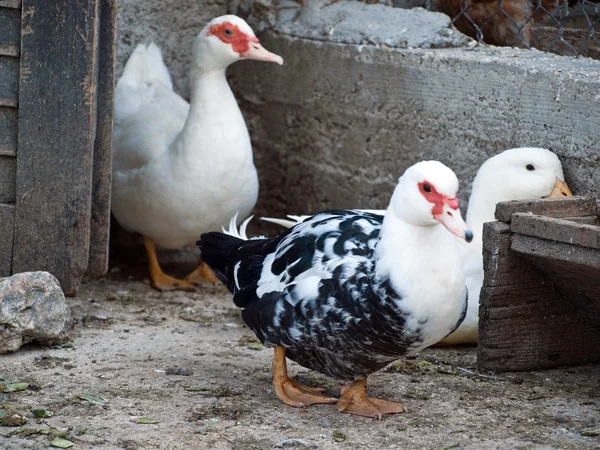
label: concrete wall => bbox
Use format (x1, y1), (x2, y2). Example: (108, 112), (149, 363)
(113, 0), (600, 257)
(116, 0), (228, 99)
(228, 2), (600, 226)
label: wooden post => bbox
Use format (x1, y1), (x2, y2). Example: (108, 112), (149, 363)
(13, 0), (100, 295)
(478, 197), (600, 372)
(0, 0), (20, 276)
(87, 0), (117, 277)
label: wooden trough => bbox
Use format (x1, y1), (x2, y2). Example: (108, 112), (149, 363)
(0, 0), (116, 295)
(478, 196), (600, 372)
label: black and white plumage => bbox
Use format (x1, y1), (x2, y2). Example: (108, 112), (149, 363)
(199, 161), (473, 417)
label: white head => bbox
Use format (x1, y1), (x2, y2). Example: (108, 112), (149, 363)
(467, 147), (573, 227)
(193, 15), (283, 71)
(390, 161), (473, 242)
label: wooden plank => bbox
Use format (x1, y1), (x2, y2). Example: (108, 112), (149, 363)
(0, 1), (21, 8)
(0, 1), (21, 9)
(0, 203), (14, 276)
(87, 0), (116, 277)
(512, 234), (600, 325)
(0, 55), (18, 106)
(0, 106), (17, 155)
(13, 0), (100, 295)
(0, 8), (20, 57)
(512, 213), (600, 250)
(478, 222), (600, 372)
(0, 155), (15, 203)
(495, 197), (597, 223)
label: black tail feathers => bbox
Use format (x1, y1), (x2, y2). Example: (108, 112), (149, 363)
(197, 232), (244, 292)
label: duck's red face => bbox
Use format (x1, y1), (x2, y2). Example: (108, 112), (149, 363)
(207, 22), (283, 65)
(418, 181), (472, 242)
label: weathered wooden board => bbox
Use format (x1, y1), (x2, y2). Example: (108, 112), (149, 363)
(513, 234), (600, 325)
(0, 155), (15, 203)
(87, 0), (116, 277)
(478, 220), (600, 372)
(0, 1), (21, 8)
(512, 213), (600, 250)
(495, 197), (597, 223)
(0, 7), (20, 57)
(0, 55), (18, 107)
(13, 0), (100, 295)
(0, 203), (14, 276)
(0, 106), (17, 155)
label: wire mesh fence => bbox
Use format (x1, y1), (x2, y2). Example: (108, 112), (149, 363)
(392, 0), (600, 58)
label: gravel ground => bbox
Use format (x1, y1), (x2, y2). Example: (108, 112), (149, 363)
(1, 266), (599, 450)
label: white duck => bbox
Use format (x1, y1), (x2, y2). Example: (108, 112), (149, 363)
(261, 148), (573, 344)
(112, 15), (283, 291)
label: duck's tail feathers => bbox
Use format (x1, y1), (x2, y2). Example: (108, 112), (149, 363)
(117, 42), (173, 91)
(197, 232), (245, 292)
(222, 214), (267, 240)
(260, 215), (308, 229)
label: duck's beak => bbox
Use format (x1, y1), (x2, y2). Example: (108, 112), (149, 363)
(434, 202), (473, 243)
(241, 42), (284, 65)
(546, 177), (573, 198)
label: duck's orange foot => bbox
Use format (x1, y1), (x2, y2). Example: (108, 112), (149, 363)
(272, 346), (337, 407)
(151, 272), (198, 292)
(185, 260), (220, 284)
(336, 378), (406, 419)
(143, 237), (198, 292)
(275, 376), (338, 407)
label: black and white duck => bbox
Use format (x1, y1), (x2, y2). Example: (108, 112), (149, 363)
(198, 161), (473, 418)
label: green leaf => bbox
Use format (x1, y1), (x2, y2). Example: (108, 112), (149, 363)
(78, 393), (107, 405)
(50, 438), (74, 448)
(0, 382), (29, 392)
(581, 429), (600, 437)
(184, 387), (209, 392)
(31, 408), (54, 418)
(440, 444), (460, 450)
(247, 343), (263, 351)
(332, 430), (346, 442)
(134, 417), (160, 424)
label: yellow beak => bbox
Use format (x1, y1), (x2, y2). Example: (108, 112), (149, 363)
(546, 177), (573, 198)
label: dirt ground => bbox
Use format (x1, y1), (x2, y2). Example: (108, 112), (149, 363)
(1, 265), (599, 450)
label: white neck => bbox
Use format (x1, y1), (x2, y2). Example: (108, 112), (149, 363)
(374, 206), (466, 347)
(173, 67), (252, 166)
(375, 208), (463, 284)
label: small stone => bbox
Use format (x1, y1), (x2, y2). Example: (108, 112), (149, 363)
(165, 366), (193, 376)
(0, 272), (73, 354)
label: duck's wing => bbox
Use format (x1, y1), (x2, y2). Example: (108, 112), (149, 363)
(200, 210), (383, 325)
(113, 43), (190, 171)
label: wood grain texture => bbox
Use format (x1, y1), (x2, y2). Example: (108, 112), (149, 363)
(0, 203), (14, 276)
(13, 0), (99, 295)
(478, 220), (600, 372)
(0, 1), (21, 9)
(512, 234), (600, 326)
(495, 197), (597, 223)
(0, 106), (17, 155)
(511, 213), (600, 250)
(0, 155), (15, 203)
(87, 0), (116, 277)
(0, 7), (20, 57)
(0, 55), (18, 106)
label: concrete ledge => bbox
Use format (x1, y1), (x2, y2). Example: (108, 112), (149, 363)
(231, 32), (600, 222)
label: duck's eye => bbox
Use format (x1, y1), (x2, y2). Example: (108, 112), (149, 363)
(423, 184), (432, 193)
(526, 164), (535, 171)
(223, 29), (233, 37)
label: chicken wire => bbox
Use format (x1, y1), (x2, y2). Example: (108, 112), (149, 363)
(398, 0), (600, 58)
